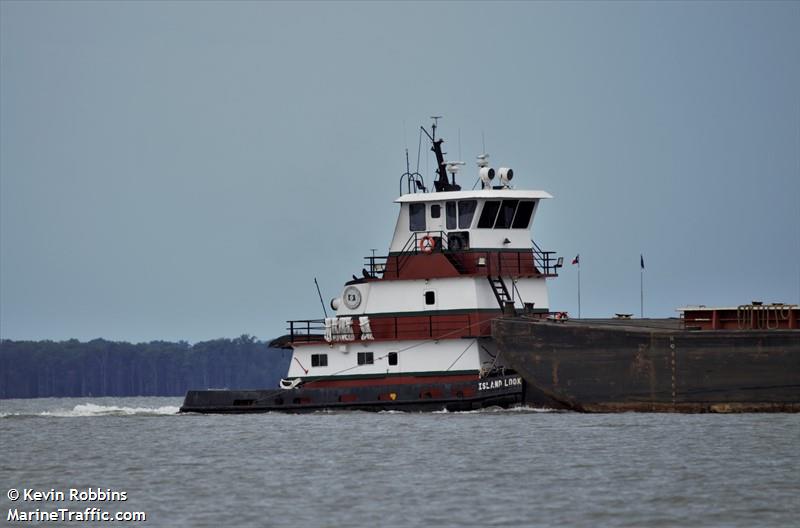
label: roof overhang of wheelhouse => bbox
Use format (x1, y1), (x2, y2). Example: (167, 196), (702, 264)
(389, 190), (552, 253)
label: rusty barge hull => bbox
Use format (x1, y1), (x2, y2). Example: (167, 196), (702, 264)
(492, 318), (800, 413)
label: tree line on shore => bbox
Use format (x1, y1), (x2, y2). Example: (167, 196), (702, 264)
(0, 335), (292, 399)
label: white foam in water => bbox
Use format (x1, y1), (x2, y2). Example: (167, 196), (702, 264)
(48, 403), (180, 417)
(0, 402), (555, 418)
(432, 405), (559, 414)
(1, 404), (179, 418)
(502, 405), (560, 413)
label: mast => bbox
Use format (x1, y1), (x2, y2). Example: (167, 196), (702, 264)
(422, 117), (461, 192)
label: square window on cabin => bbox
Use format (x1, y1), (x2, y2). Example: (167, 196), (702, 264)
(358, 352), (374, 365)
(446, 201), (457, 230)
(424, 291), (436, 305)
(458, 200), (477, 229)
(494, 200), (519, 229)
(311, 354), (328, 367)
(409, 203), (426, 231)
(388, 352), (398, 366)
(512, 201), (535, 229)
(431, 204), (441, 218)
(477, 201), (500, 228)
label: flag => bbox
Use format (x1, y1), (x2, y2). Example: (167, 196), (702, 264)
(640, 254), (645, 270)
(572, 254), (580, 265)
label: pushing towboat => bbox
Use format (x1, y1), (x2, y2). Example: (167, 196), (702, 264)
(180, 119), (560, 413)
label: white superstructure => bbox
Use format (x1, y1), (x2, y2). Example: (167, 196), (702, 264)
(285, 120), (561, 384)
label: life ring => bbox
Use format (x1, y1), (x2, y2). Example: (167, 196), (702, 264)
(419, 235), (436, 254)
(554, 311), (569, 320)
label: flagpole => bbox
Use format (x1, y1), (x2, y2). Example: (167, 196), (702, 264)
(640, 254), (644, 318)
(578, 261), (581, 319)
(572, 254), (581, 318)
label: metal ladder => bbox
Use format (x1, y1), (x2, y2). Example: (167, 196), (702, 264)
(487, 276), (512, 308)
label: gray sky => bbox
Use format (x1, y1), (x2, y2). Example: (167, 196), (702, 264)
(2, 1), (798, 343)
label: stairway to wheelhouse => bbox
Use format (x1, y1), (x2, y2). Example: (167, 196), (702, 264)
(487, 276), (512, 308)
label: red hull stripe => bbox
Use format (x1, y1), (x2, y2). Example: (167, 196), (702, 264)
(291, 311), (511, 345)
(304, 373), (478, 389)
(381, 251), (546, 280)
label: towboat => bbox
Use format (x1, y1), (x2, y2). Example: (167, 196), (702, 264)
(180, 119), (561, 413)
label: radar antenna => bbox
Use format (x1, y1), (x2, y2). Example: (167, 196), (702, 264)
(446, 161), (466, 177)
(430, 116), (442, 137)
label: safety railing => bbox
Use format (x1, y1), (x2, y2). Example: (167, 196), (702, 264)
(531, 240), (561, 277)
(361, 232), (559, 280)
(364, 231), (450, 279)
(287, 312), (494, 343)
(287, 319), (326, 343)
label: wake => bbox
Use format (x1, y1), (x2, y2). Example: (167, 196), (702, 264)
(1, 403), (179, 418)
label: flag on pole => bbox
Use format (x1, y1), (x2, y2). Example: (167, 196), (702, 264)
(572, 254), (580, 265)
(640, 254), (645, 270)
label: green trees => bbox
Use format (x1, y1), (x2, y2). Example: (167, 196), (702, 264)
(0, 336), (292, 398)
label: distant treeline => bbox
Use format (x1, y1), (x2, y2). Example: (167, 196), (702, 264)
(0, 335), (292, 399)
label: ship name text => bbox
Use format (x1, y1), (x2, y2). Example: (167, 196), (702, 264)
(478, 377), (522, 391)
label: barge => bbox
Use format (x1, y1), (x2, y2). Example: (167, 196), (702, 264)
(492, 305), (800, 412)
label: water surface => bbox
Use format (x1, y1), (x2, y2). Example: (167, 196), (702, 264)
(1, 397), (798, 527)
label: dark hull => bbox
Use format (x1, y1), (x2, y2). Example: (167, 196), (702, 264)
(493, 318), (800, 413)
(180, 373), (523, 413)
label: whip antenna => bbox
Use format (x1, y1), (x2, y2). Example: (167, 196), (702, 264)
(314, 277), (328, 318)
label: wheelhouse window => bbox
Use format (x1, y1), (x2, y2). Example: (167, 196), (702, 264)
(388, 352), (398, 366)
(458, 200), (477, 229)
(494, 200), (519, 229)
(409, 203), (426, 231)
(431, 204), (441, 218)
(357, 352), (374, 365)
(477, 201), (500, 228)
(512, 201), (535, 229)
(311, 354), (328, 367)
(446, 202), (457, 230)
